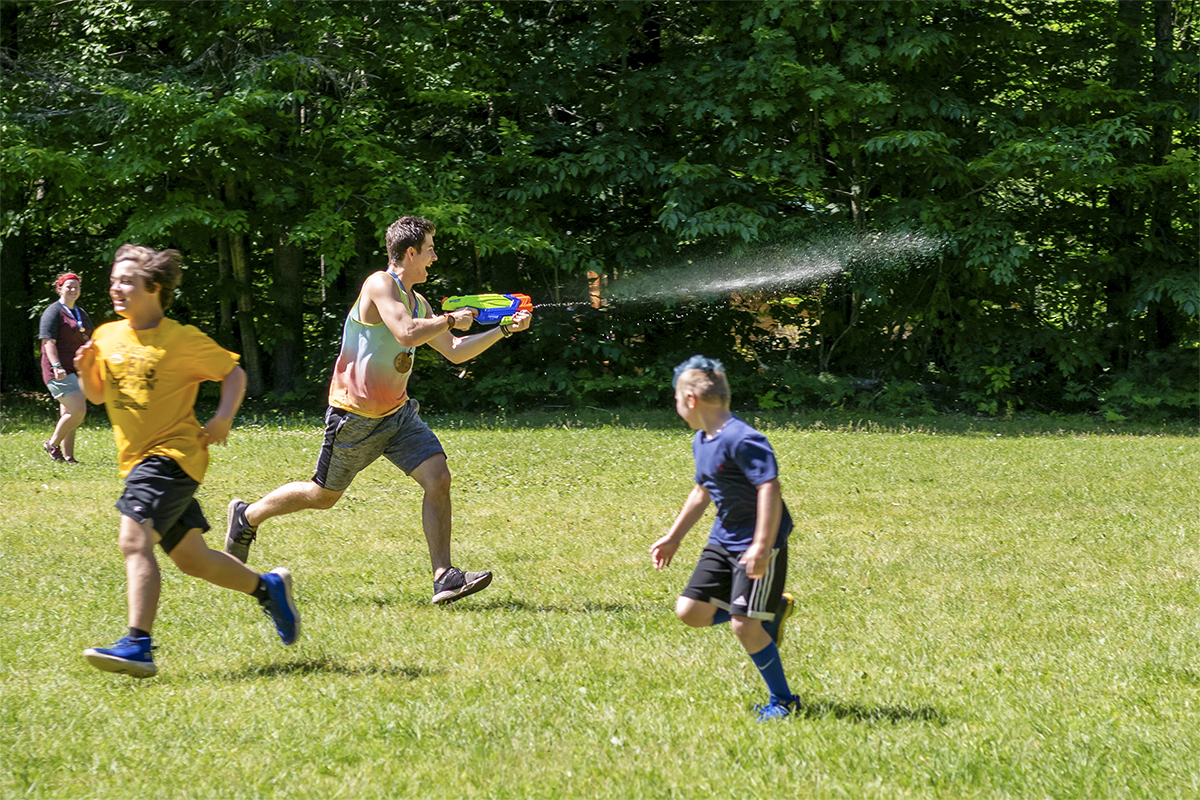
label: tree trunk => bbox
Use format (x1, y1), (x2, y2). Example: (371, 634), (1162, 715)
(1148, 0), (1177, 348)
(224, 178), (264, 396)
(1105, 0), (1148, 368)
(273, 232), (304, 395)
(0, 230), (38, 390)
(0, 0), (36, 389)
(216, 233), (235, 349)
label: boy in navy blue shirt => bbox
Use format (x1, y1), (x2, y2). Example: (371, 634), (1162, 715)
(650, 355), (798, 721)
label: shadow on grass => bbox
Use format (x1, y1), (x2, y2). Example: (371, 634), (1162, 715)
(461, 597), (661, 614)
(206, 656), (444, 682)
(796, 696), (948, 726)
(357, 594), (660, 615)
(1143, 664), (1200, 687)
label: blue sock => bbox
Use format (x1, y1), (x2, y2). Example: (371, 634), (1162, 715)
(749, 641), (792, 702)
(710, 609), (731, 626)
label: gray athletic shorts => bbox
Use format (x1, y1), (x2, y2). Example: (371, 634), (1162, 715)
(47, 374), (81, 400)
(313, 399), (444, 492)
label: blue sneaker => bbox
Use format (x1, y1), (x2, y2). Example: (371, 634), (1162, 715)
(755, 694), (798, 722)
(762, 591), (795, 646)
(84, 636), (157, 678)
(259, 568), (300, 645)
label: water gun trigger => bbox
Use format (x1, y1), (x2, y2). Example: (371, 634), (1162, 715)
(441, 293), (532, 326)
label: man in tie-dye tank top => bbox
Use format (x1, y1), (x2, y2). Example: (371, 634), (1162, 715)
(224, 216), (532, 604)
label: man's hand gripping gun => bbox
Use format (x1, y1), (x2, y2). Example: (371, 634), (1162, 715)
(441, 293), (532, 326)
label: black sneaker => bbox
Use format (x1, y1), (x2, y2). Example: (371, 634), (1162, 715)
(225, 498), (257, 563)
(432, 566), (493, 605)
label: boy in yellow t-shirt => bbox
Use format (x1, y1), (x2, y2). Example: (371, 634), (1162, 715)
(74, 244), (300, 678)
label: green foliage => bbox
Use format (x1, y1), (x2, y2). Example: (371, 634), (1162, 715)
(1095, 348), (1200, 422)
(2, 0), (1196, 420)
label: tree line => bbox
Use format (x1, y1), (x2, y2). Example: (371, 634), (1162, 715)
(2, 0), (1196, 419)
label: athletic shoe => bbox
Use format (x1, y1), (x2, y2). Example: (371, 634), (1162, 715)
(432, 566), (493, 605)
(84, 636), (157, 678)
(762, 591), (795, 646)
(754, 694), (799, 722)
(225, 498), (257, 563)
(259, 568), (301, 645)
(43, 441), (65, 461)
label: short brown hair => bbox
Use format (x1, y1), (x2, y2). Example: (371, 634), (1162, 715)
(385, 216), (435, 264)
(113, 244), (183, 310)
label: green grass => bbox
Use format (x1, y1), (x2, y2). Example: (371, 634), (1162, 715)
(1, 401), (1197, 799)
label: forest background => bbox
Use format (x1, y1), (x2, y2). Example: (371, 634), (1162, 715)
(2, 0), (1196, 421)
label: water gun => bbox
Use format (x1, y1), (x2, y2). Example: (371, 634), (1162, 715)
(441, 293), (532, 326)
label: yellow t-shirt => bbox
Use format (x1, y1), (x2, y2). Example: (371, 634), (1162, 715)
(93, 318), (240, 482)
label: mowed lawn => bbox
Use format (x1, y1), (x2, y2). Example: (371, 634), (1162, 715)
(1, 406), (1197, 799)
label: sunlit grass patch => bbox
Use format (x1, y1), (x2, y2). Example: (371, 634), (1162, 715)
(1, 409), (1196, 799)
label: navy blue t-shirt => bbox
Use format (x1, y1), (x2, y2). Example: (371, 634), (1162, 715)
(692, 415), (792, 552)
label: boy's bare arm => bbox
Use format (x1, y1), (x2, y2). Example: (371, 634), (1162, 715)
(203, 365), (247, 446)
(650, 483), (710, 570)
(73, 339), (105, 405)
(738, 478), (783, 579)
(367, 273), (471, 348)
(428, 309), (532, 365)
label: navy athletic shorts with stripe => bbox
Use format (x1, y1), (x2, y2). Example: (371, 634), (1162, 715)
(681, 541), (788, 621)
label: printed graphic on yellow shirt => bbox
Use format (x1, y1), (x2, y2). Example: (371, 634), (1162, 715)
(105, 340), (166, 411)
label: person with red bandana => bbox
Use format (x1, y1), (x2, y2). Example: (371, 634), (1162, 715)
(38, 272), (94, 464)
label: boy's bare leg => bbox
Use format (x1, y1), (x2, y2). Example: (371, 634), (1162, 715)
(410, 454), (452, 578)
(731, 615), (773, 655)
(169, 529), (259, 593)
(674, 596), (718, 628)
(245, 481), (343, 527)
(175, 527), (301, 646)
(118, 515), (162, 633)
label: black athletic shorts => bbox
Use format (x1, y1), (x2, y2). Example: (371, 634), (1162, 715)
(114, 455), (209, 554)
(681, 541), (788, 621)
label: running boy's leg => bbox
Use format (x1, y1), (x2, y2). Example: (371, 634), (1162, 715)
(411, 455), (493, 603)
(674, 596), (723, 627)
(170, 529), (300, 645)
(411, 454), (453, 575)
(728, 547), (796, 719)
(730, 615), (773, 655)
(117, 514), (162, 633)
(226, 482), (343, 562)
(169, 528), (261, 592)
(226, 405), (370, 562)
(246, 481), (344, 527)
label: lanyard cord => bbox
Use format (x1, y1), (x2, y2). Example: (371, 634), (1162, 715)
(61, 300), (81, 326)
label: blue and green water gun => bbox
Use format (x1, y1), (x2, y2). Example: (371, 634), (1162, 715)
(441, 293), (533, 326)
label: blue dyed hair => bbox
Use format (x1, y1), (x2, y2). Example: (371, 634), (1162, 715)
(672, 355), (725, 389)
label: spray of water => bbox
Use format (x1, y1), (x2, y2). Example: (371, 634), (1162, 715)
(602, 228), (947, 303)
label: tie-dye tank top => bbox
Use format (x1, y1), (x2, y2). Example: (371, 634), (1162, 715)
(327, 272), (429, 418)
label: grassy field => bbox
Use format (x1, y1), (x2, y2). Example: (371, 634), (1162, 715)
(1, 401), (1197, 799)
